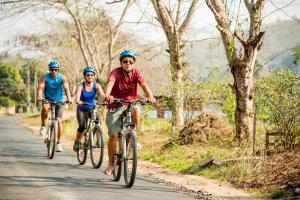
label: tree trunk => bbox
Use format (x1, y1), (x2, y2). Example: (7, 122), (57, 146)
(171, 68), (184, 129)
(232, 59), (254, 141)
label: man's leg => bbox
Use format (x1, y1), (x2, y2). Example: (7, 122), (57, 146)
(57, 118), (63, 143)
(131, 107), (142, 149)
(56, 105), (64, 152)
(104, 132), (117, 175)
(39, 103), (49, 135)
(104, 107), (125, 175)
(131, 108), (140, 127)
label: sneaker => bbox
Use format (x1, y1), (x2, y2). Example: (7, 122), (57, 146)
(73, 140), (80, 152)
(56, 142), (63, 152)
(39, 126), (46, 135)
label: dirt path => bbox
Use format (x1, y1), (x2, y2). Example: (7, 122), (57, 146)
(18, 116), (255, 200)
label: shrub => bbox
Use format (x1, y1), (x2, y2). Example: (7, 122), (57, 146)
(0, 96), (16, 107)
(256, 69), (300, 149)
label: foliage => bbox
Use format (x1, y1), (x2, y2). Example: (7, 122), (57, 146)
(256, 69), (300, 149)
(291, 47), (300, 66)
(0, 62), (26, 105)
(19, 61), (45, 103)
(0, 96), (15, 107)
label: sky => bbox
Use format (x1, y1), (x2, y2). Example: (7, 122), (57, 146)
(0, 0), (299, 54)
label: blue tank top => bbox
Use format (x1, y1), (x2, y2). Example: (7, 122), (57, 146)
(44, 72), (63, 102)
(78, 82), (97, 111)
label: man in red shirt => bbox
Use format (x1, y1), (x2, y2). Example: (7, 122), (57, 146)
(104, 50), (156, 175)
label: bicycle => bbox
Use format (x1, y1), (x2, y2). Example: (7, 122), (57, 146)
(41, 99), (68, 159)
(76, 102), (106, 169)
(112, 98), (148, 188)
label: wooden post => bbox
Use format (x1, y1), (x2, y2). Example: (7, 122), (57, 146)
(27, 66), (30, 113)
(252, 105), (257, 156)
(34, 69), (37, 112)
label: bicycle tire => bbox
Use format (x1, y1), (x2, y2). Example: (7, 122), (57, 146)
(77, 131), (87, 165)
(113, 133), (123, 181)
(124, 130), (137, 187)
(48, 123), (57, 159)
(90, 127), (104, 169)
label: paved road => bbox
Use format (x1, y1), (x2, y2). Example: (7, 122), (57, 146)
(0, 115), (194, 200)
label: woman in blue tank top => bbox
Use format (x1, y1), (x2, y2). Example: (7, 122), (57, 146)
(73, 66), (105, 151)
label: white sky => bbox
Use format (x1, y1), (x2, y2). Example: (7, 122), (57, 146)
(0, 0), (300, 52)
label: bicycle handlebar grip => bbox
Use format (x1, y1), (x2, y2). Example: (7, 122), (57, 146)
(140, 99), (148, 105)
(113, 98), (123, 103)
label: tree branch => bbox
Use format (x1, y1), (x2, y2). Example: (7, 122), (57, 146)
(179, 0), (199, 35)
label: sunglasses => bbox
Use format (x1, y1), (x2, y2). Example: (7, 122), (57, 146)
(122, 60), (134, 65)
(50, 68), (59, 72)
(85, 74), (94, 77)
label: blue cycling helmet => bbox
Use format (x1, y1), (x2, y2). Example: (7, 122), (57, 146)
(119, 50), (136, 61)
(83, 66), (96, 75)
(48, 59), (60, 69)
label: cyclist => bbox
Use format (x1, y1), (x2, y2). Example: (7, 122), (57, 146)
(36, 59), (72, 152)
(73, 66), (106, 151)
(104, 50), (156, 175)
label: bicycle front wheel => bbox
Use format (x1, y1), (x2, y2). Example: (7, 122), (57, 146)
(124, 131), (137, 187)
(113, 133), (123, 181)
(77, 131), (87, 165)
(48, 123), (57, 159)
(90, 127), (104, 168)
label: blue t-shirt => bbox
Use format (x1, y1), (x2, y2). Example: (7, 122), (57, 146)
(77, 82), (97, 111)
(44, 72), (63, 102)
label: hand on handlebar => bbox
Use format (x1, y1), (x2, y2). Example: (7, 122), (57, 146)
(147, 96), (156, 104)
(37, 96), (43, 101)
(66, 98), (73, 104)
(77, 101), (89, 106)
(105, 95), (114, 104)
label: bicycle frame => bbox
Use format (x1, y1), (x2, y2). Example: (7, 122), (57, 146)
(83, 107), (99, 147)
(112, 99), (148, 187)
(42, 99), (66, 159)
(76, 102), (106, 168)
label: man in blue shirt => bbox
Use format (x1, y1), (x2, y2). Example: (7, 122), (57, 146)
(37, 59), (72, 152)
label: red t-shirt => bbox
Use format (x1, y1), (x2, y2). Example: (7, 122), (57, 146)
(107, 67), (145, 109)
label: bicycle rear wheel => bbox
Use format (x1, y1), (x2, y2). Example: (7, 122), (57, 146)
(124, 131), (137, 187)
(77, 132), (87, 165)
(47, 123), (57, 159)
(90, 127), (104, 168)
(113, 133), (123, 181)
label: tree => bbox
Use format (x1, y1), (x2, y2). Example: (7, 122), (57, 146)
(150, 0), (199, 129)
(1, 0), (135, 82)
(0, 62), (26, 105)
(205, 0), (266, 142)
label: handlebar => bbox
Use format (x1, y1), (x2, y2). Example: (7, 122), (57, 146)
(77, 101), (108, 107)
(39, 99), (70, 105)
(112, 98), (149, 106)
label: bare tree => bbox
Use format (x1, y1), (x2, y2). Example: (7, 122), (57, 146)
(205, 0), (266, 142)
(1, 0), (135, 81)
(104, 0), (136, 72)
(150, 0), (199, 130)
